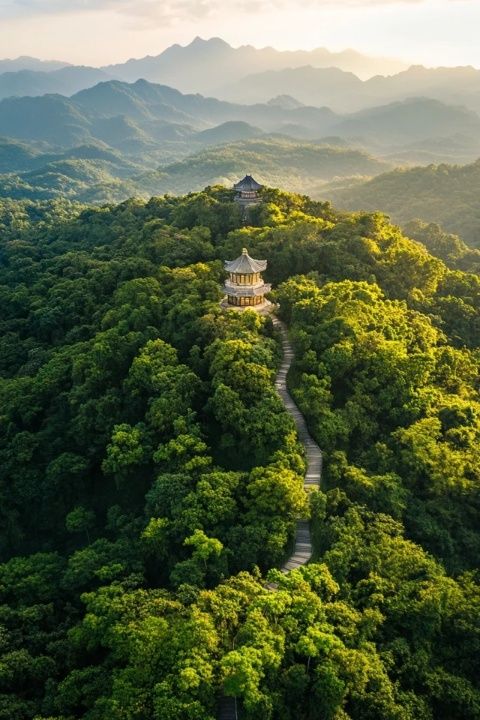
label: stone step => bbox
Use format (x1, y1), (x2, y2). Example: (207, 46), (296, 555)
(218, 319), (324, 718)
(217, 697), (238, 720)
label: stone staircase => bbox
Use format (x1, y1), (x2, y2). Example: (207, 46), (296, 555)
(217, 317), (322, 719)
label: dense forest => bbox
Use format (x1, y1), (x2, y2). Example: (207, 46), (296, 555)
(0, 186), (479, 719)
(0, 137), (387, 206)
(328, 159), (480, 248)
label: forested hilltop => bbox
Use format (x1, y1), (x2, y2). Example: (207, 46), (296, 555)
(1, 187), (479, 720)
(327, 159), (480, 248)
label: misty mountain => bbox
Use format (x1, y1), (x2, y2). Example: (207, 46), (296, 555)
(222, 66), (366, 110)
(366, 64), (480, 113)
(0, 79), (478, 166)
(75, 78), (338, 134)
(0, 40), (404, 105)
(333, 98), (480, 148)
(0, 137), (42, 172)
(194, 121), (264, 145)
(0, 79), (341, 150)
(267, 95), (305, 110)
(221, 62), (480, 114)
(0, 56), (69, 73)
(0, 66), (113, 100)
(0, 139), (137, 174)
(102, 36), (406, 93)
(0, 94), (93, 145)
(0, 39), (405, 105)
(2, 40), (480, 122)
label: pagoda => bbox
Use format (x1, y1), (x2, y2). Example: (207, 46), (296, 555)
(234, 175), (263, 206)
(223, 247), (271, 308)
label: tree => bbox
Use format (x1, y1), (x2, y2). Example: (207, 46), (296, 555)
(65, 506), (95, 543)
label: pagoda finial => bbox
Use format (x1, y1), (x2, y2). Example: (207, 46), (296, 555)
(242, 247), (248, 255)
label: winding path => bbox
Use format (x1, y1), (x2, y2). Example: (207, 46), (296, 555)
(217, 317), (323, 720)
(273, 318), (323, 572)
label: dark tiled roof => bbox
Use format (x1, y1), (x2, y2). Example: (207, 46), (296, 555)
(224, 247), (267, 273)
(234, 175), (263, 191)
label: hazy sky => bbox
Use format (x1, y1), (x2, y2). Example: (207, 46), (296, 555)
(0, 0), (479, 68)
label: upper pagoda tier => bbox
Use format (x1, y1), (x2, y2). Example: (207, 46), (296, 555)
(234, 175), (263, 192)
(234, 175), (263, 207)
(224, 247), (267, 274)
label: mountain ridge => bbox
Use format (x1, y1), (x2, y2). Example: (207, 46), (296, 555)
(0, 78), (477, 155)
(326, 158), (480, 247)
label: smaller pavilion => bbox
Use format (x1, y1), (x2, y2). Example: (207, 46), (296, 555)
(234, 175), (263, 206)
(222, 247), (271, 308)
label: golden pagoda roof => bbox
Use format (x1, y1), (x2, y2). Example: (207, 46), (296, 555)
(224, 248), (267, 274)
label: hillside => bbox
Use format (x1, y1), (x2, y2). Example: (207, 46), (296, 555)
(0, 187), (479, 719)
(334, 97), (480, 149)
(327, 158), (480, 247)
(194, 120), (264, 145)
(404, 219), (480, 273)
(0, 79), (340, 149)
(138, 138), (392, 197)
(0, 143), (142, 203)
(0, 137), (389, 204)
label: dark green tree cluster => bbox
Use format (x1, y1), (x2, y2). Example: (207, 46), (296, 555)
(328, 158), (480, 248)
(0, 186), (479, 719)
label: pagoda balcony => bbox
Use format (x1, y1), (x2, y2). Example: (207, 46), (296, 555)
(224, 278), (266, 291)
(222, 283), (271, 298)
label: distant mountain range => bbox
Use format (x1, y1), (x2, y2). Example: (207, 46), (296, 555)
(0, 42), (479, 249)
(2, 39), (480, 117)
(0, 78), (478, 164)
(102, 37), (406, 91)
(0, 39), (405, 102)
(0, 66), (112, 101)
(0, 56), (69, 73)
(221, 63), (480, 114)
(0, 79), (339, 152)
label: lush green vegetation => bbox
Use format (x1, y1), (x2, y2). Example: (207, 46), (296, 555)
(0, 136), (388, 206)
(1, 186), (479, 719)
(404, 220), (480, 274)
(328, 159), (480, 248)
(144, 139), (389, 199)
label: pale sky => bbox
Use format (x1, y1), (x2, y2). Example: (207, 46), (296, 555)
(0, 0), (479, 69)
